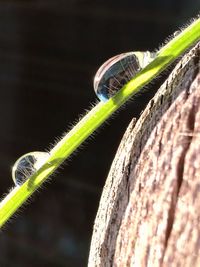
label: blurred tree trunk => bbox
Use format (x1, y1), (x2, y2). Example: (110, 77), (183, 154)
(88, 42), (200, 267)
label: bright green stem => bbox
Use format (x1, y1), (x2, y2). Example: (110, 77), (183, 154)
(0, 17), (200, 227)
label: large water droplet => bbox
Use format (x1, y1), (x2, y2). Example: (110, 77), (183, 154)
(93, 51), (156, 102)
(12, 151), (49, 186)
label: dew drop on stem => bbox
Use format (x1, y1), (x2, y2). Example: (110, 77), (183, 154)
(93, 51), (156, 102)
(12, 152), (49, 186)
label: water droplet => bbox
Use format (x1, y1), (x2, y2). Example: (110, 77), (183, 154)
(12, 151), (49, 186)
(93, 51), (156, 102)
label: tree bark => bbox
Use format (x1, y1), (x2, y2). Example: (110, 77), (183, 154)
(88, 42), (200, 267)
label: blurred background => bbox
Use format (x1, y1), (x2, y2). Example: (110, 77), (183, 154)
(0, 1), (199, 266)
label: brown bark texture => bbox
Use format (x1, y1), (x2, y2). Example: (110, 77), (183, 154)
(88, 42), (200, 267)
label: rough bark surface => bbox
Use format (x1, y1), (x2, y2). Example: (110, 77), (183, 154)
(88, 42), (200, 267)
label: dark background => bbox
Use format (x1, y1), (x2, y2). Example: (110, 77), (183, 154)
(0, 1), (199, 266)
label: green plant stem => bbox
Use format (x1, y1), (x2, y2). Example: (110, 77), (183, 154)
(0, 17), (200, 227)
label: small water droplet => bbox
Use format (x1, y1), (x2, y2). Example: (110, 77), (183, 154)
(93, 51), (156, 102)
(12, 151), (49, 186)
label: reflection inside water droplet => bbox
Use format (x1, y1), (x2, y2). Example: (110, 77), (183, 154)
(93, 51), (156, 102)
(12, 151), (49, 186)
